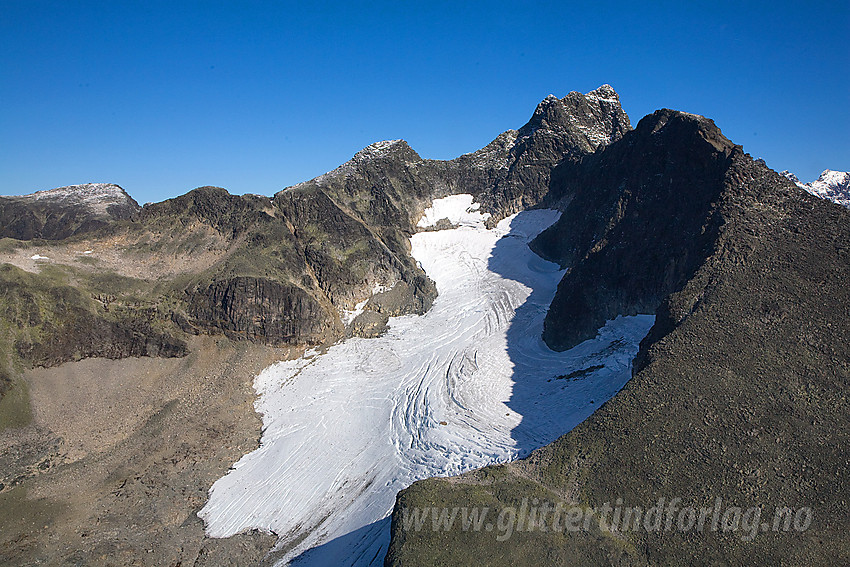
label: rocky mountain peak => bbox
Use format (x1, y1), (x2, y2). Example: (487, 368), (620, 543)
(10, 182), (139, 219)
(519, 85), (632, 151)
(353, 139), (421, 164)
(781, 168), (850, 208)
(0, 182), (141, 239)
(635, 108), (734, 154)
(780, 169), (801, 185)
(585, 83), (620, 103)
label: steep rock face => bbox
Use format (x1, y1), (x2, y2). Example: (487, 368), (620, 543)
(533, 110), (735, 350)
(0, 183), (140, 240)
(186, 276), (339, 345)
(386, 113), (850, 566)
(427, 84), (632, 218)
(782, 169), (850, 208)
(275, 145), (438, 317)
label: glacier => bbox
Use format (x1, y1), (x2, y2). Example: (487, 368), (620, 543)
(199, 196), (655, 566)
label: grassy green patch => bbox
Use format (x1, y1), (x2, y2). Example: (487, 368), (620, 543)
(0, 238), (26, 254)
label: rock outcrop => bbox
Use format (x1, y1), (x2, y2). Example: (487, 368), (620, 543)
(186, 276), (339, 345)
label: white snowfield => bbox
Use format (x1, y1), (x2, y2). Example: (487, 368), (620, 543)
(415, 193), (490, 228)
(200, 196), (655, 566)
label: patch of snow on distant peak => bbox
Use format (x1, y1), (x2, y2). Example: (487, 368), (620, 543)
(783, 168), (850, 209)
(678, 111), (705, 120)
(416, 194), (491, 229)
(585, 84), (620, 104)
(12, 183), (134, 217)
(780, 170), (804, 188)
(354, 139), (407, 161)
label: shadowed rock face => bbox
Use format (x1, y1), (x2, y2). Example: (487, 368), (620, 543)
(533, 110), (737, 350)
(386, 112), (850, 566)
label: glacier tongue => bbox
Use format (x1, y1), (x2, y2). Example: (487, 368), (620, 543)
(199, 197), (655, 566)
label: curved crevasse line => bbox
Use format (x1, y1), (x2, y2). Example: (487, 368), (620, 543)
(199, 198), (655, 566)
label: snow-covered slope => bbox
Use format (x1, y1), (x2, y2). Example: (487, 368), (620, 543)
(415, 193), (490, 228)
(199, 196), (654, 566)
(782, 169), (850, 208)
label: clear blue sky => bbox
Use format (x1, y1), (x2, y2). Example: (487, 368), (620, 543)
(2, 0), (847, 203)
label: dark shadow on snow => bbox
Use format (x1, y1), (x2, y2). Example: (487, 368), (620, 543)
(486, 210), (644, 456)
(286, 518), (390, 567)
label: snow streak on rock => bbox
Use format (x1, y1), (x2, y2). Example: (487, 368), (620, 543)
(200, 197), (655, 566)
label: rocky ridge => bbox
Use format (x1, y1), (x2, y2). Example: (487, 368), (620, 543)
(0, 84), (630, 372)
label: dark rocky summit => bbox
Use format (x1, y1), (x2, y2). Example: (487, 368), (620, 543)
(532, 110), (735, 350)
(386, 110), (850, 566)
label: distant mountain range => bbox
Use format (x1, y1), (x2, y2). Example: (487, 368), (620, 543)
(781, 168), (850, 208)
(0, 86), (847, 567)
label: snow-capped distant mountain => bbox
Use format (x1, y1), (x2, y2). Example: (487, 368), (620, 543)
(0, 183), (141, 240)
(8, 183), (140, 218)
(781, 169), (850, 209)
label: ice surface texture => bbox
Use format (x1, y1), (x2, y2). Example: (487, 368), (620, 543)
(200, 197), (654, 566)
